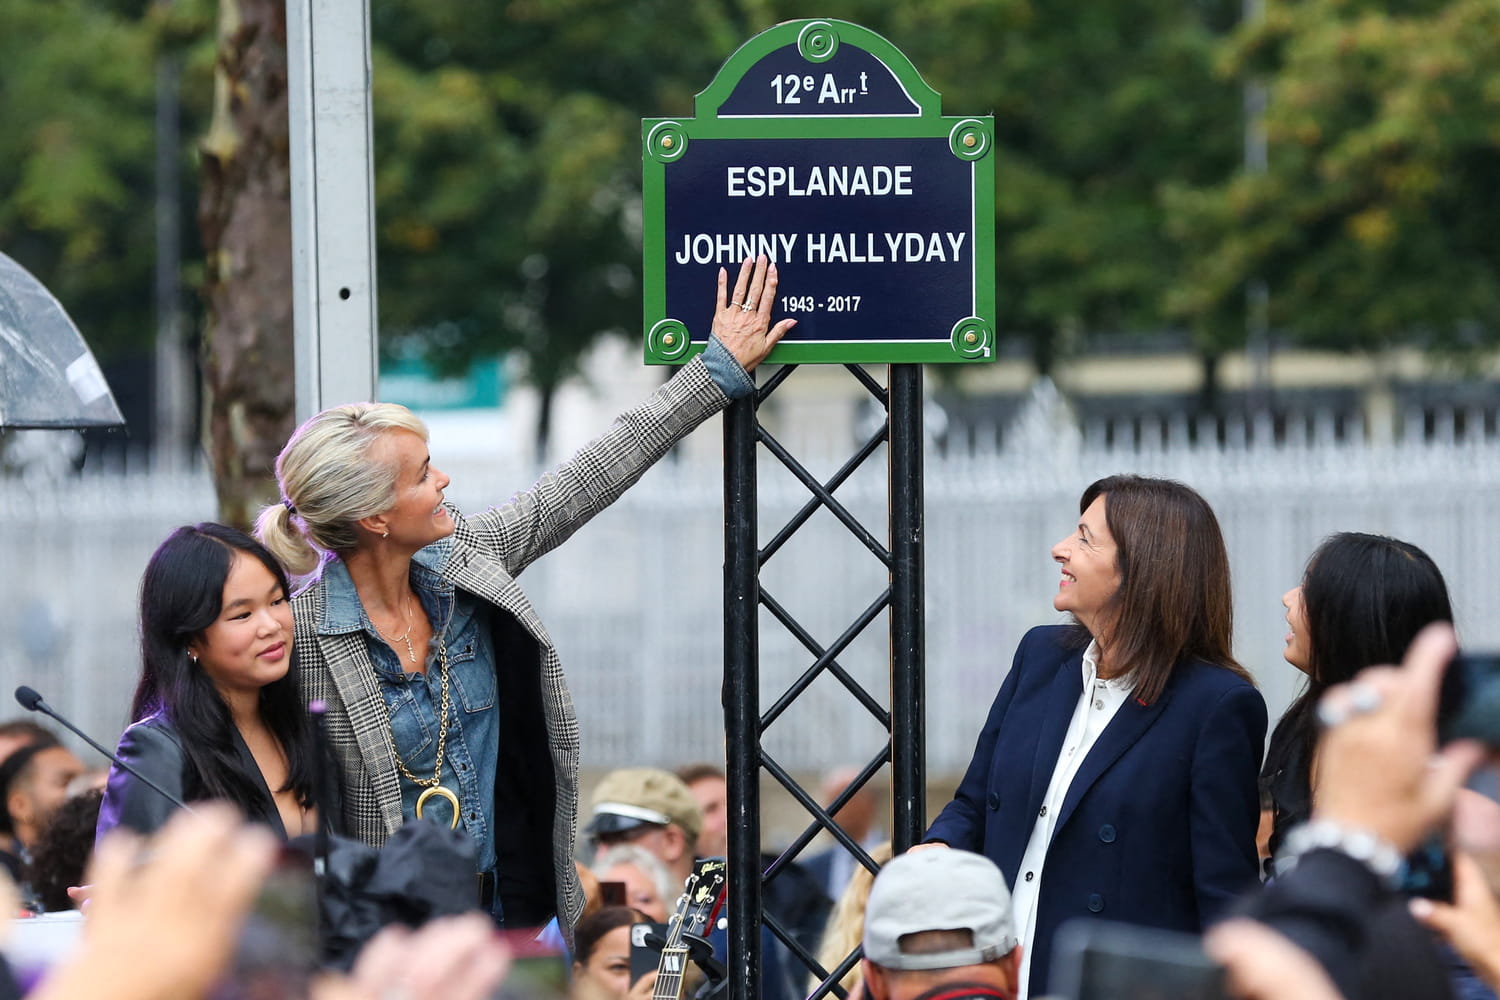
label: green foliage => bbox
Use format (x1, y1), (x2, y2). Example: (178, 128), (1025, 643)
(5, 0), (1496, 415)
(370, 0), (1248, 383)
(0, 0), (160, 359)
(369, 0), (763, 415)
(1164, 0), (1500, 353)
(773, 0), (1245, 368)
(0, 0), (215, 364)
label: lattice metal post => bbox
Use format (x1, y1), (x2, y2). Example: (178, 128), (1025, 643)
(724, 362), (924, 1000)
(724, 389), (763, 1000)
(889, 363), (926, 852)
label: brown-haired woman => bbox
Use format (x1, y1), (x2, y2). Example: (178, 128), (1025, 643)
(924, 475), (1267, 999)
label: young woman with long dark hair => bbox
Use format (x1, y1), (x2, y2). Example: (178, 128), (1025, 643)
(96, 523), (322, 840)
(1260, 531), (1453, 865)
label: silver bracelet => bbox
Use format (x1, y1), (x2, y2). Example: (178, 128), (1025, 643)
(1276, 819), (1405, 887)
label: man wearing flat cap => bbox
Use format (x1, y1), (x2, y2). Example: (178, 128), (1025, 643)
(585, 767), (703, 889)
(862, 849), (1023, 1000)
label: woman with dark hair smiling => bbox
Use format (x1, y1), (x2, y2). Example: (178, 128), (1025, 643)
(923, 475), (1267, 999)
(97, 523), (325, 840)
(1261, 531), (1453, 866)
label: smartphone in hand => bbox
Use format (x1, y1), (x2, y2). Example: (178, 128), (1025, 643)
(1439, 652), (1500, 746)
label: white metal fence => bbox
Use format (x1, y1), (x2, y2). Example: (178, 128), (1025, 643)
(4, 400), (1499, 835)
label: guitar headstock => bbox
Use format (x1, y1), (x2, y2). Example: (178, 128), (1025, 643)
(654, 857), (729, 1000)
(677, 857), (727, 938)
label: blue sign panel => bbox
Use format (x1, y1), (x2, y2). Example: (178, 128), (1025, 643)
(664, 138), (975, 346)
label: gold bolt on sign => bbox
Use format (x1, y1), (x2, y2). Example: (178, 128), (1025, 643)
(963, 134), (977, 148)
(662, 136), (675, 149)
(964, 331), (978, 344)
(663, 333), (676, 346)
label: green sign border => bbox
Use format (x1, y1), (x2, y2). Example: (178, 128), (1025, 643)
(642, 19), (996, 366)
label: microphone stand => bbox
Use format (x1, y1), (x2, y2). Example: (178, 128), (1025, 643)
(13, 686), (191, 813)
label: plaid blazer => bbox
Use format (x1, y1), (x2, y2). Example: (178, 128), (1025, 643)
(292, 357), (728, 932)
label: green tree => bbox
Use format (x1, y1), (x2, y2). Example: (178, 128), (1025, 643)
(370, 0), (1247, 426)
(1164, 0), (1500, 355)
(760, 0), (1246, 376)
(369, 0), (770, 456)
(0, 0), (163, 363)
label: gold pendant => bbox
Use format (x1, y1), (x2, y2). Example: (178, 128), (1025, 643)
(415, 784), (461, 829)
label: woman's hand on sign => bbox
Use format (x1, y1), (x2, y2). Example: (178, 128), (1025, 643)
(713, 255), (796, 371)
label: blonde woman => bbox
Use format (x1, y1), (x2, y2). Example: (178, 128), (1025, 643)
(808, 841), (892, 996)
(256, 257), (792, 934)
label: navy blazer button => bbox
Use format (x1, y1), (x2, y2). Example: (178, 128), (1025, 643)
(1098, 824), (1116, 843)
(1087, 893), (1104, 913)
(987, 793), (1000, 811)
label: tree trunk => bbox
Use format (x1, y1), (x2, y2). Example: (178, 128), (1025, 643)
(198, 0), (293, 529)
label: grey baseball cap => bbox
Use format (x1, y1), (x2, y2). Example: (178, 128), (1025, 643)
(863, 849), (1019, 971)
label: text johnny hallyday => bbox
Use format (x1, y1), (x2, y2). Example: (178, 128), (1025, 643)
(671, 162), (966, 266)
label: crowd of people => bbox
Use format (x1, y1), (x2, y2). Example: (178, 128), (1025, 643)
(0, 258), (1497, 998)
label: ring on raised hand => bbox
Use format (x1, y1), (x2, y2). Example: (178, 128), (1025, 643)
(1316, 681), (1383, 728)
(1348, 681), (1383, 716)
(1315, 699), (1347, 728)
(739, 302), (754, 312)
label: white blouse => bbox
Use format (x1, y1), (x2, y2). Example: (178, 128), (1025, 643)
(1010, 640), (1132, 1000)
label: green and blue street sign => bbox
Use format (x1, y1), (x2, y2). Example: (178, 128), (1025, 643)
(643, 19), (996, 366)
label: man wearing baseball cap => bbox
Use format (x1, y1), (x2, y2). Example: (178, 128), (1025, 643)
(862, 849), (1022, 1000)
(585, 767), (703, 888)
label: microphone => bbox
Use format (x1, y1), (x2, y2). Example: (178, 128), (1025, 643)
(15, 685), (192, 813)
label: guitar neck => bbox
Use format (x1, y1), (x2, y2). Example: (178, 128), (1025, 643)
(652, 945), (691, 1000)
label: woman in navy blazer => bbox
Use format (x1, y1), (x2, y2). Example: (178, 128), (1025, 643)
(925, 476), (1267, 998)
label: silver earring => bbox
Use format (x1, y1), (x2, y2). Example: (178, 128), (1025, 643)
(188, 652), (198, 665)
(382, 530), (389, 539)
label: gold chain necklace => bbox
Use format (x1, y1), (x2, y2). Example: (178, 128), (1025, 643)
(387, 637), (459, 828)
(372, 593), (418, 665)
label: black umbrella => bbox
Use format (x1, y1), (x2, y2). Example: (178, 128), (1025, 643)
(0, 250), (125, 429)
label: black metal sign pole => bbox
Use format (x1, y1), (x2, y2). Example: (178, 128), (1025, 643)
(724, 391), (762, 1000)
(888, 363), (926, 853)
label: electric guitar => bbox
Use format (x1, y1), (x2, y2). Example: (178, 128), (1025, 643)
(651, 857), (728, 1000)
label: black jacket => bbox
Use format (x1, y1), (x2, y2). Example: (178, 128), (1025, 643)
(95, 714), (339, 842)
